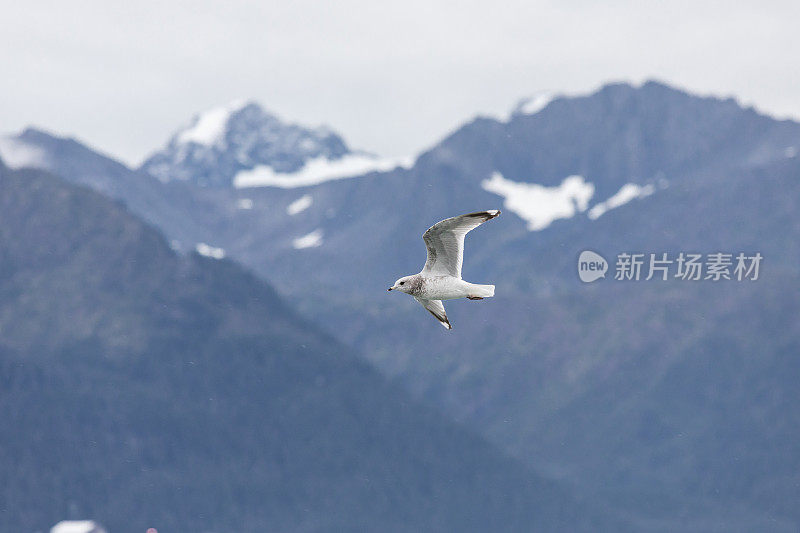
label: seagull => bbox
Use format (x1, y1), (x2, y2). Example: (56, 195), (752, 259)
(388, 210), (501, 330)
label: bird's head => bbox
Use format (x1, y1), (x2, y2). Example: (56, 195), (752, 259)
(388, 275), (414, 294)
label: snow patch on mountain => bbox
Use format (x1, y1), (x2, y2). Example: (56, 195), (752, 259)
(287, 194), (312, 215)
(195, 242), (226, 259)
(177, 100), (247, 146)
(293, 229), (323, 249)
(141, 101), (354, 187)
(234, 154), (412, 189)
(482, 172), (594, 231)
(0, 136), (49, 169)
(512, 93), (554, 117)
(51, 520), (105, 533)
(588, 183), (655, 220)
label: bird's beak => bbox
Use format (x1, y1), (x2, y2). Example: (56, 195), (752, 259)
(387, 287), (393, 291)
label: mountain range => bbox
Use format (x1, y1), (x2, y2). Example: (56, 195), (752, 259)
(0, 160), (623, 532)
(2, 79), (799, 531)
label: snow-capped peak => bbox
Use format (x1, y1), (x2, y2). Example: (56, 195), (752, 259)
(510, 92), (554, 118)
(141, 101), (353, 188)
(0, 134), (49, 170)
(176, 100), (248, 147)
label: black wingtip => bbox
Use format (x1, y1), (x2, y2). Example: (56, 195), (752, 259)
(466, 210), (501, 221)
(425, 308), (452, 330)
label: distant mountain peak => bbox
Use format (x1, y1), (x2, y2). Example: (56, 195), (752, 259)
(510, 92), (555, 118)
(505, 80), (694, 122)
(0, 129), (52, 170)
(0, 127), (128, 177)
(140, 101), (353, 187)
(174, 99), (251, 147)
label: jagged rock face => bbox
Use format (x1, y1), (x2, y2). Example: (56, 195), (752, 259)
(140, 101), (350, 187)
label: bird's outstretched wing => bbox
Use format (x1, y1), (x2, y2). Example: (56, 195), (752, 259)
(422, 210), (500, 278)
(414, 297), (451, 330)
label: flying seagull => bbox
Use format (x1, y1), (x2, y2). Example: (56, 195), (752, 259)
(388, 210), (500, 330)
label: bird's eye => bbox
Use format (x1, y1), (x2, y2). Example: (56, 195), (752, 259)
(400, 281), (405, 285)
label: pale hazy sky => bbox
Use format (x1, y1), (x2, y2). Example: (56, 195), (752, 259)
(2, 1), (798, 166)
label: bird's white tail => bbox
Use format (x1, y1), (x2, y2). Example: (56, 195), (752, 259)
(469, 283), (495, 298)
